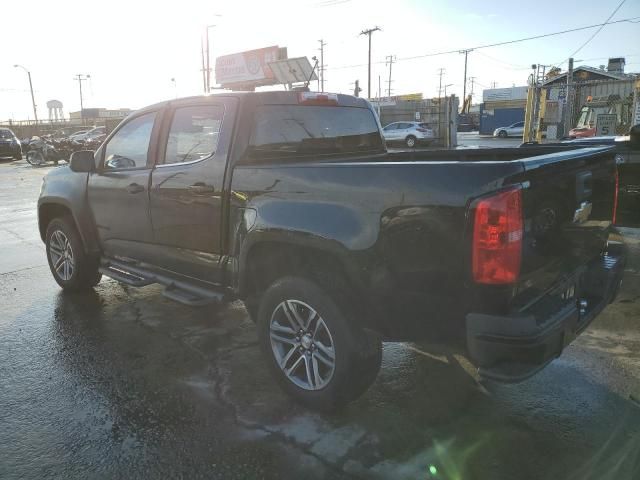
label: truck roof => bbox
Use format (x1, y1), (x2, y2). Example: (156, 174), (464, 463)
(136, 91), (371, 114)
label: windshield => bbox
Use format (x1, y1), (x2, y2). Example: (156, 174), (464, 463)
(0, 130), (14, 140)
(249, 105), (383, 158)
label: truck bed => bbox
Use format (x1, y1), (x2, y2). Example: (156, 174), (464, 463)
(231, 146), (617, 341)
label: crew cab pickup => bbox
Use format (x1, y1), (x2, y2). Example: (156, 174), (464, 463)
(38, 92), (626, 410)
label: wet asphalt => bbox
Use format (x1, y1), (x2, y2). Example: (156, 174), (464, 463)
(1, 159), (639, 480)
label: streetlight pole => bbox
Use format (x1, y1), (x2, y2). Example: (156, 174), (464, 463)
(204, 15), (222, 93)
(13, 65), (38, 125)
(171, 78), (178, 98)
(444, 84), (453, 97)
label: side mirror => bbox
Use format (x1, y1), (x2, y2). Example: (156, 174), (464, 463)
(69, 150), (95, 173)
(630, 124), (640, 148)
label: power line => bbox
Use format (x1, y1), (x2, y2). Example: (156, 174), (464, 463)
(556, 0), (627, 67)
(328, 16), (640, 71)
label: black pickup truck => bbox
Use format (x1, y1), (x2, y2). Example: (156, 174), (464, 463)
(38, 92), (626, 410)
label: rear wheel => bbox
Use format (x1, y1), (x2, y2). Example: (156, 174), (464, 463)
(45, 216), (101, 291)
(257, 276), (382, 411)
(405, 135), (417, 148)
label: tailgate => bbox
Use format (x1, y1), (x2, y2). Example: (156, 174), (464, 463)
(512, 147), (618, 311)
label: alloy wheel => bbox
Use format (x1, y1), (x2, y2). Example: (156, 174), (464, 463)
(269, 299), (336, 391)
(49, 230), (74, 281)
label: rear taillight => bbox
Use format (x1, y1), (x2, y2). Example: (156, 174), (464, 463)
(612, 168), (619, 225)
(472, 187), (523, 284)
(298, 92), (339, 105)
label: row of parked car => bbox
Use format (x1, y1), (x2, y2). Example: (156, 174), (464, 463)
(0, 126), (107, 165)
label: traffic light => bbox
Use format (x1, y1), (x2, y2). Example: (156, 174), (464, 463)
(354, 80), (362, 97)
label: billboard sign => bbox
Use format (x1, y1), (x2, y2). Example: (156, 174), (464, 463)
(215, 46), (284, 88)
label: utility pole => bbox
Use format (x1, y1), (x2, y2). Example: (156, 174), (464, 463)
(385, 55), (396, 98)
(491, 81), (497, 89)
(13, 65), (38, 126)
(74, 74), (90, 121)
(469, 76), (476, 99)
(460, 49), (472, 102)
(360, 26), (381, 99)
(563, 57), (574, 137)
(318, 39), (327, 92)
(437, 68), (445, 98)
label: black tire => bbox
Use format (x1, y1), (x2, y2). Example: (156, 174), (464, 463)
(45, 216), (101, 291)
(257, 276), (382, 411)
(26, 150), (44, 165)
(14, 151), (22, 161)
(405, 135), (417, 148)
(244, 295), (259, 323)
(498, 130), (508, 138)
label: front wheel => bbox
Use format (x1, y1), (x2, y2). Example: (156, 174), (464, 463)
(257, 276), (382, 411)
(45, 216), (101, 291)
(498, 130), (508, 138)
(405, 135), (417, 148)
(26, 150), (44, 165)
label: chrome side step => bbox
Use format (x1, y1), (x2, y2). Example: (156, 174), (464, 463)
(99, 265), (154, 287)
(100, 258), (226, 307)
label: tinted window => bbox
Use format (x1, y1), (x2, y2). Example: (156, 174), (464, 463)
(513, 122), (524, 128)
(250, 105), (383, 158)
(104, 112), (156, 170)
(0, 129), (13, 139)
(164, 105), (223, 164)
(383, 124), (397, 131)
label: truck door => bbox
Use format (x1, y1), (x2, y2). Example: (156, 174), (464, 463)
(87, 110), (160, 261)
(148, 97), (237, 284)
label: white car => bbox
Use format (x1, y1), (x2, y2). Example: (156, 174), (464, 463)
(71, 127), (106, 143)
(382, 121), (434, 148)
(493, 121), (525, 138)
(68, 130), (90, 142)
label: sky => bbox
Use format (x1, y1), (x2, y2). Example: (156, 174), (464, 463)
(1, 0), (639, 121)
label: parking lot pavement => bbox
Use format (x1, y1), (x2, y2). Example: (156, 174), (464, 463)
(457, 132), (523, 148)
(1, 159), (639, 480)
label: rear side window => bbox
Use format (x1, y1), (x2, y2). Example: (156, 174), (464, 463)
(249, 105), (383, 158)
(164, 105), (223, 164)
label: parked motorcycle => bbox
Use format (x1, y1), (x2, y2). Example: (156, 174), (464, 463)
(25, 136), (75, 166)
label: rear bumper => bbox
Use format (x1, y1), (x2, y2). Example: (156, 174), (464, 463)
(466, 249), (626, 383)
